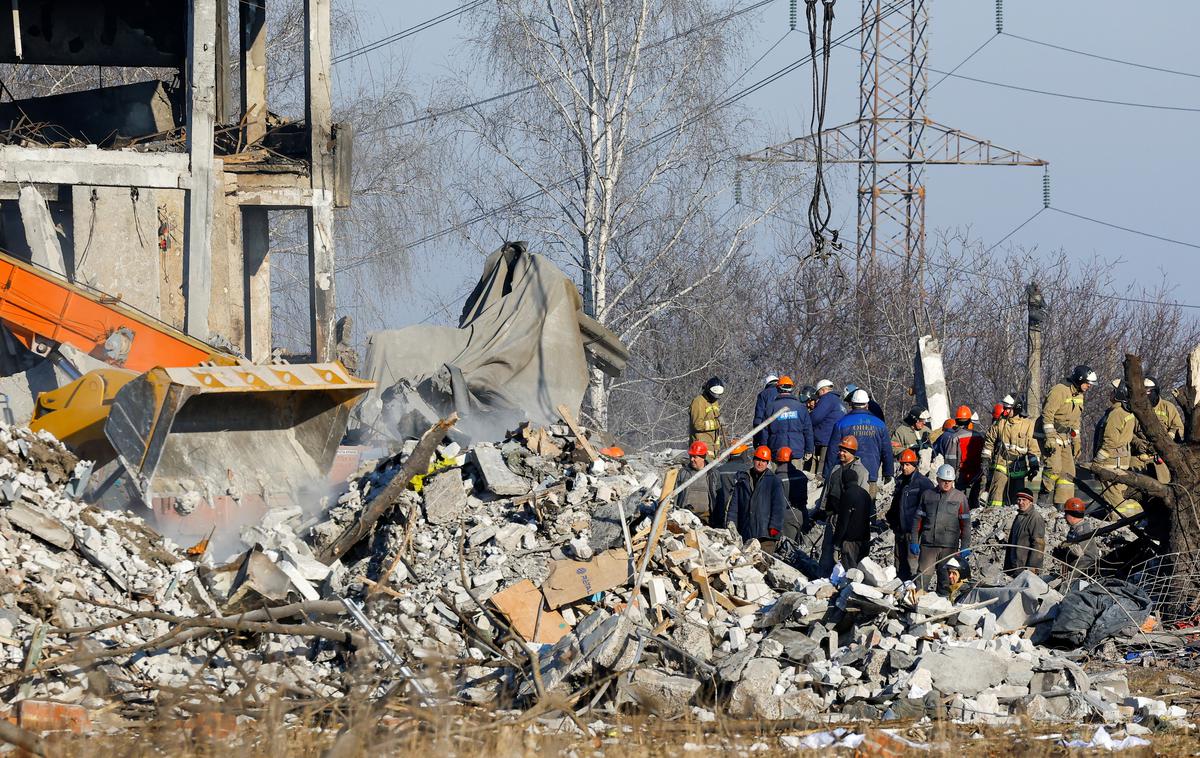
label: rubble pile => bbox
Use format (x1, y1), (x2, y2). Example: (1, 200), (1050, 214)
(0, 420), (1190, 742)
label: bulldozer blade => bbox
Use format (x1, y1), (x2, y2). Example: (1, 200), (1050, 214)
(104, 363), (373, 512)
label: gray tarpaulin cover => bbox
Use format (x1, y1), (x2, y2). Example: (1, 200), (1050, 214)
(353, 242), (616, 442)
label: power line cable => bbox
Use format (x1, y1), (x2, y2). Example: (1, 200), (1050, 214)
(332, 2), (486, 66)
(1002, 32), (1200, 80)
(983, 207), (1044, 254)
(928, 33), (997, 92)
(1050, 207), (1200, 252)
(930, 68), (1200, 113)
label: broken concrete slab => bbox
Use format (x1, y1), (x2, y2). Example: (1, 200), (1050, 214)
(471, 446), (531, 496)
(423, 469), (467, 525)
(623, 668), (701, 718)
(5, 500), (73, 549)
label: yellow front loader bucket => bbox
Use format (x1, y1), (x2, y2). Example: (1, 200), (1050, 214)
(104, 362), (373, 508)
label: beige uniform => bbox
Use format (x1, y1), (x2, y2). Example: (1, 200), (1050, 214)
(1094, 402), (1137, 511)
(1041, 382), (1084, 505)
(981, 416), (1040, 507)
(1134, 398), (1185, 483)
(689, 395), (723, 454)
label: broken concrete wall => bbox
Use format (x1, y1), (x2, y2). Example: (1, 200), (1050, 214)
(70, 185), (162, 318)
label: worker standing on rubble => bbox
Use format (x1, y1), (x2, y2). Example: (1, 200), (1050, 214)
(766, 377), (814, 462)
(891, 407), (931, 459)
(1055, 497), (1102, 578)
(831, 465), (874, 571)
(887, 448), (933, 581)
(710, 442), (751, 527)
(774, 447), (810, 539)
(689, 376), (725, 457)
(982, 395), (1040, 508)
(816, 436), (871, 574)
(752, 374), (780, 447)
(1003, 488), (1046, 575)
(823, 389), (893, 495)
(726, 445), (787, 553)
(1136, 377), (1185, 484)
(1041, 364), (1097, 508)
(811, 379), (845, 482)
(677, 441), (715, 522)
(1094, 381), (1138, 513)
(910, 464), (972, 596)
(934, 405), (984, 500)
(844, 383), (885, 422)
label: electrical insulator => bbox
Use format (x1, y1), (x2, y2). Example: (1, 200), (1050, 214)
(1042, 168), (1051, 209)
(995, 0), (1003, 34)
(789, 0), (798, 31)
(734, 170), (743, 205)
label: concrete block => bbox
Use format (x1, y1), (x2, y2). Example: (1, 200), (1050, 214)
(470, 446), (530, 496)
(423, 470), (467, 526)
(623, 668), (701, 718)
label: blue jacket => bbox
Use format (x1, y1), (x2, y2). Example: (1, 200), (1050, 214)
(811, 392), (846, 447)
(823, 409), (894, 482)
(765, 394), (814, 458)
(752, 383), (780, 446)
(726, 469), (787, 540)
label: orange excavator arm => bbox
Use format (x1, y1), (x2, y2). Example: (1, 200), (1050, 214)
(0, 249), (219, 371)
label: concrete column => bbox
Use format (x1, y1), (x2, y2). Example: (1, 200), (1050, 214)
(239, 0), (267, 145)
(185, 0), (218, 340)
(305, 0), (335, 362)
(18, 186), (66, 278)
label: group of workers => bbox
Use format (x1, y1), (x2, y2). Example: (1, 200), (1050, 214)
(681, 363), (1172, 595)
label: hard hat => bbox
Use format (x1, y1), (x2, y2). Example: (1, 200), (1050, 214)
(705, 376), (725, 396)
(850, 389), (870, 405)
(1144, 377), (1156, 388)
(918, 408), (931, 421)
(1070, 364), (1098, 385)
(992, 404), (1004, 421)
(1146, 375), (1162, 404)
(778, 375), (795, 389)
(799, 385), (817, 402)
(730, 443), (750, 455)
(774, 447), (792, 463)
(971, 411), (979, 422)
(838, 435), (859, 453)
(945, 557), (962, 570)
(898, 448), (918, 464)
(1001, 394), (1016, 407)
(954, 405), (972, 422)
(688, 441), (708, 457)
(1063, 497), (1087, 516)
(1013, 396), (1028, 416)
(844, 383), (859, 400)
(600, 446), (624, 458)
(936, 463), (956, 481)
(1015, 488), (1034, 502)
(816, 379), (834, 391)
(753, 445), (772, 462)
(1112, 382), (1130, 403)
(765, 374), (779, 384)
(942, 419), (955, 430)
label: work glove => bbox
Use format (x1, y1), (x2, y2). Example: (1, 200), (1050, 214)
(769, 528), (780, 537)
(909, 543), (921, 556)
(959, 548), (972, 559)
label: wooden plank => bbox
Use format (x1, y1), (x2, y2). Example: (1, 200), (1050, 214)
(639, 467), (679, 566)
(556, 403), (600, 461)
(185, 0), (218, 341)
(685, 530), (716, 620)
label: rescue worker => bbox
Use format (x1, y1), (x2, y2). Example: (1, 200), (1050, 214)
(726, 445), (787, 552)
(934, 405), (984, 499)
(943, 558), (967, 602)
(811, 379), (846, 480)
(981, 395), (1041, 508)
(891, 406), (931, 458)
(886, 448), (933, 581)
(710, 442), (751, 527)
(910, 464), (972, 596)
(752, 374), (780, 447)
(689, 376), (725, 456)
(1136, 376), (1185, 483)
(823, 389), (894, 494)
(1040, 364), (1097, 507)
(831, 465), (873, 571)
(1003, 488), (1046, 575)
(844, 383), (885, 422)
(929, 418), (955, 446)
(676, 441), (715, 521)
(775, 447), (809, 539)
(800, 385), (818, 413)
(1055, 497), (1101, 578)
(1093, 381), (1137, 513)
(766, 376), (815, 461)
(816, 435), (870, 575)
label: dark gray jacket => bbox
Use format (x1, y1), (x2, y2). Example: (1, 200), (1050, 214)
(912, 487), (971, 549)
(1004, 508), (1046, 572)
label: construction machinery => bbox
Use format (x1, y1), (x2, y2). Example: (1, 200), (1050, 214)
(0, 250), (372, 540)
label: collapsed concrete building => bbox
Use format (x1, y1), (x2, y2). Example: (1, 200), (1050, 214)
(0, 0), (348, 367)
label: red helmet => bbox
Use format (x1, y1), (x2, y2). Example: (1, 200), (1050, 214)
(838, 435), (859, 453)
(955, 405), (973, 422)
(753, 445), (772, 462)
(1063, 497), (1087, 516)
(992, 403), (1004, 421)
(688, 441), (708, 457)
(774, 447), (792, 463)
(898, 448), (918, 464)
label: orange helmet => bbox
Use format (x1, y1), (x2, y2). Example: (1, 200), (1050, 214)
(600, 446), (625, 458)
(777, 375), (795, 389)
(955, 405), (973, 422)
(753, 445), (772, 462)
(942, 419), (955, 431)
(774, 447), (793, 463)
(992, 403), (1004, 421)
(898, 448), (918, 464)
(1063, 497), (1087, 516)
(730, 442), (750, 455)
(688, 441), (708, 457)
(838, 435), (859, 453)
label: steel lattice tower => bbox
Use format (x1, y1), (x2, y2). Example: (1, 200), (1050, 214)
(744, 0), (1047, 266)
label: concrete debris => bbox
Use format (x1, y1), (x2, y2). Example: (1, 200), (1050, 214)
(0, 417), (1187, 744)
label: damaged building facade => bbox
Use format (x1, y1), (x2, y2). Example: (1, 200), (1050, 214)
(0, 0), (349, 367)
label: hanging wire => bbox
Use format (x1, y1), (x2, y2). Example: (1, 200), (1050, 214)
(804, 0), (840, 259)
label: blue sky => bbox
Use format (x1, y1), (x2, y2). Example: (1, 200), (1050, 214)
(334, 0), (1200, 325)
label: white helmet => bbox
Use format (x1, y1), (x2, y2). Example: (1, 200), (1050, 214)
(918, 409), (931, 421)
(945, 557), (962, 570)
(1144, 378), (1156, 388)
(1001, 394), (1015, 406)
(850, 389), (870, 405)
(816, 379), (834, 391)
(709, 384), (725, 396)
(971, 412), (979, 422)
(765, 374), (779, 384)
(936, 464), (956, 481)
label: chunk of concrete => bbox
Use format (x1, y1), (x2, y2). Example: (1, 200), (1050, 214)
(423, 470), (467, 525)
(623, 669), (701, 718)
(915, 647), (1009, 697)
(470, 446), (530, 496)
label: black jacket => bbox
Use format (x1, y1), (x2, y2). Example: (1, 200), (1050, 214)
(832, 466), (873, 543)
(726, 468), (787, 540)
